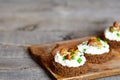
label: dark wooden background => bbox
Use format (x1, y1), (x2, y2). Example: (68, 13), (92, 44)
(0, 0), (120, 80)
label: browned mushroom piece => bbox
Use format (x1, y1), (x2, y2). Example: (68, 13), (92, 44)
(66, 54), (71, 60)
(110, 21), (120, 32)
(109, 26), (114, 32)
(68, 48), (75, 52)
(113, 21), (119, 27)
(87, 37), (97, 45)
(60, 48), (67, 55)
(87, 37), (102, 47)
(73, 49), (78, 56)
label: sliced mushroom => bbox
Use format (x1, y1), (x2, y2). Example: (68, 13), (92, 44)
(87, 37), (102, 47)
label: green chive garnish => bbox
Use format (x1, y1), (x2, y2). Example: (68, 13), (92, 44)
(97, 37), (101, 42)
(63, 56), (66, 60)
(70, 52), (75, 55)
(103, 46), (106, 48)
(117, 33), (120, 37)
(110, 29), (114, 33)
(71, 56), (75, 60)
(83, 48), (86, 52)
(80, 55), (83, 57)
(77, 58), (82, 63)
(104, 40), (108, 44)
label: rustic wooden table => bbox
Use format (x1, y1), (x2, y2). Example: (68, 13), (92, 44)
(0, 0), (120, 80)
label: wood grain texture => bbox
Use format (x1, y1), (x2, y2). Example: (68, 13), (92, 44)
(0, 69), (51, 80)
(0, 45), (51, 80)
(29, 37), (120, 80)
(0, 0), (120, 80)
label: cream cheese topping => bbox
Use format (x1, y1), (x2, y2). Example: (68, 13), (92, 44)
(105, 28), (120, 41)
(54, 51), (86, 67)
(78, 40), (109, 55)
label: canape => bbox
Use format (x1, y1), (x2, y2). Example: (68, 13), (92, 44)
(51, 48), (89, 77)
(104, 21), (120, 49)
(78, 37), (113, 64)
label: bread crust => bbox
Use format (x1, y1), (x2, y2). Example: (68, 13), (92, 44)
(106, 39), (120, 49)
(85, 50), (113, 64)
(51, 59), (90, 77)
(103, 30), (120, 49)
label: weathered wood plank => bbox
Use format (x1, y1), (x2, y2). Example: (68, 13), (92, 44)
(0, 30), (105, 45)
(0, 45), (52, 80)
(0, 69), (119, 80)
(0, 58), (39, 70)
(0, 0), (120, 80)
(0, 45), (38, 70)
(0, 31), (64, 45)
(0, 69), (51, 80)
(98, 75), (120, 80)
(0, 45), (28, 58)
(0, 0), (120, 31)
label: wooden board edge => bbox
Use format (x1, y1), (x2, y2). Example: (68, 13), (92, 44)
(27, 36), (120, 80)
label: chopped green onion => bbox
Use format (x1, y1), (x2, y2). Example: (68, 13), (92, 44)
(77, 58), (82, 63)
(63, 56), (66, 60)
(83, 48), (87, 52)
(103, 46), (106, 48)
(71, 56), (75, 60)
(70, 52), (75, 55)
(110, 29), (114, 33)
(80, 55), (83, 57)
(97, 37), (101, 42)
(117, 33), (120, 37)
(104, 40), (108, 44)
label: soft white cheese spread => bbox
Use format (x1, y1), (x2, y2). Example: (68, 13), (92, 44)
(105, 28), (120, 41)
(77, 40), (109, 55)
(54, 51), (86, 67)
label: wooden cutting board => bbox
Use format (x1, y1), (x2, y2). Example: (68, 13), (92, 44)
(28, 37), (120, 80)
